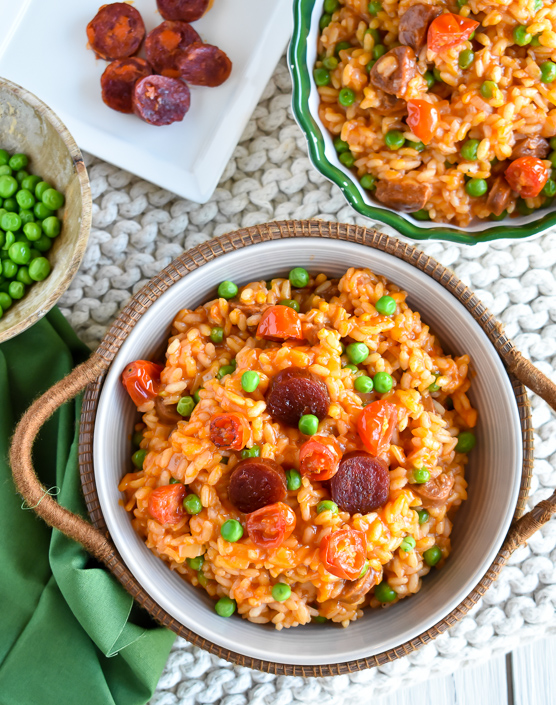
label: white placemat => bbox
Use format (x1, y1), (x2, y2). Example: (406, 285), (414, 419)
(60, 56), (556, 704)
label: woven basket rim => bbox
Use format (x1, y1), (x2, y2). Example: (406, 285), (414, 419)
(78, 220), (534, 676)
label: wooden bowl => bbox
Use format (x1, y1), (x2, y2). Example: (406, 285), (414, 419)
(0, 77), (91, 343)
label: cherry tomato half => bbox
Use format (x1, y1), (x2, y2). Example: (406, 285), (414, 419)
(427, 13), (479, 53)
(357, 399), (397, 456)
(256, 305), (304, 342)
(121, 360), (164, 407)
(299, 436), (341, 481)
(505, 156), (550, 198)
(210, 412), (249, 450)
(148, 484), (186, 525)
(246, 502), (296, 549)
(320, 528), (367, 580)
(407, 99), (439, 145)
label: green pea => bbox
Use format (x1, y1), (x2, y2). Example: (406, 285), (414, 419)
(373, 371), (393, 393)
(354, 375), (373, 393)
(323, 56), (338, 70)
(16, 169), (28, 183)
(34, 181), (50, 199)
(1, 212), (21, 233)
(324, 0), (339, 12)
(424, 546), (443, 566)
(317, 500), (338, 514)
(217, 280), (238, 299)
(461, 139), (479, 161)
(33, 235), (52, 253)
(215, 596), (236, 617)
(34, 202), (53, 220)
(465, 178), (488, 197)
(407, 140), (426, 152)
(21, 174), (41, 192)
(312, 615), (328, 623)
(365, 27), (381, 43)
(360, 174), (377, 190)
(385, 130), (405, 150)
(416, 508), (430, 525)
(368, 0), (382, 15)
(176, 396), (195, 417)
(335, 41), (351, 55)
(183, 493), (203, 514)
(534, 0), (543, 9)
(423, 70), (435, 90)
(412, 209), (430, 220)
(314, 67), (331, 86)
(334, 137), (349, 153)
(513, 25), (532, 46)
(289, 267), (309, 288)
(241, 370), (260, 392)
(433, 67), (443, 83)
(516, 198), (535, 216)
(457, 0), (467, 6)
(210, 326), (224, 344)
(0, 150), (8, 166)
(366, 59), (376, 72)
(132, 431), (143, 447)
(531, 34), (542, 47)
(339, 88), (356, 107)
(373, 44), (386, 59)
(28, 249), (41, 260)
(346, 342), (369, 364)
(299, 414), (319, 435)
(480, 80), (497, 98)
(193, 388), (202, 404)
(169, 478), (180, 485)
(132, 449), (147, 469)
(8, 153), (28, 171)
(429, 373), (441, 392)
(187, 555), (205, 571)
(220, 519), (243, 542)
(14, 189), (34, 211)
(28, 257), (51, 281)
(286, 469), (302, 491)
(8, 241), (30, 265)
(217, 364), (235, 380)
(8, 280), (24, 299)
(220, 456), (229, 465)
(197, 569), (209, 587)
(0, 292), (11, 309)
(412, 467), (430, 484)
(0, 175), (17, 199)
(272, 583), (291, 602)
(374, 581), (397, 603)
(319, 13), (331, 30)
(358, 560), (369, 578)
(489, 210), (507, 221)
(41, 216), (61, 238)
(19, 210), (34, 226)
(375, 295), (396, 315)
(339, 151), (356, 167)
(343, 364), (358, 374)
(3, 198), (17, 212)
(542, 179), (556, 198)
(400, 536), (416, 553)
(455, 431), (476, 452)
(278, 298), (300, 312)
(241, 445), (260, 458)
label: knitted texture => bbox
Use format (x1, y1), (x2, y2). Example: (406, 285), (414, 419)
(58, 56), (556, 702)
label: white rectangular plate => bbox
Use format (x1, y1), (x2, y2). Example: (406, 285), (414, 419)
(0, 0), (292, 203)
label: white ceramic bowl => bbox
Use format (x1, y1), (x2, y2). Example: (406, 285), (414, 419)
(93, 238), (522, 666)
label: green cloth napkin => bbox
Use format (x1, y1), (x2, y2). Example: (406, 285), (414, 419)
(0, 309), (175, 705)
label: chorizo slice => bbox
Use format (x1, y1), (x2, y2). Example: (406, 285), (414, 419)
(230, 301), (271, 317)
(486, 175), (511, 217)
(374, 91), (408, 117)
(145, 21), (201, 78)
(413, 473), (454, 505)
(178, 42), (233, 87)
(330, 451), (390, 514)
(341, 565), (380, 604)
(398, 4), (440, 53)
(154, 396), (182, 425)
(156, 0), (211, 22)
(370, 46), (416, 97)
(133, 75), (191, 126)
(101, 58), (152, 113)
(266, 367), (330, 427)
(87, 3), (146, 61)
(375, 180), (432, 212)
(510, 136), (550, 160)
(228, 458), (287, 513)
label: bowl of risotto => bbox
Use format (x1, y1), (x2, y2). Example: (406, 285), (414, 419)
(78, 224), (531, 670)
(289, 0), (556, 243)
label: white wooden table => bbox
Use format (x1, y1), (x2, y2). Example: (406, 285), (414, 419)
(373, 637), (556, 705)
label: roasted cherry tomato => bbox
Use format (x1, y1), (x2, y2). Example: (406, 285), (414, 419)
(505, 156), (550, 198)
(357, 399), (397, 456)
(427, 13), (479, 53)
(210, 412), (249, 450)
(406, 99), (439, 145)
(256, 305), (304, 342)
(148, 484), (186, 525)
(320, 528), (367, 580)
(246, 502), (296, 549)
(121, 360), (163, 407)
(299, 436), (341, 481)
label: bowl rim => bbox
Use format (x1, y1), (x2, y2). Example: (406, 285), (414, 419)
(0, 77), (92, 344)
(288, 0), (556, 245)
(78, 220), (534, 675)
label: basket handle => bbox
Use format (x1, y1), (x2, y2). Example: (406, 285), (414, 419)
(9, 352), (117, 566)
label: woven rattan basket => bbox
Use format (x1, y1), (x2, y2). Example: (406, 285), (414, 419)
(10, 220), (556, 676)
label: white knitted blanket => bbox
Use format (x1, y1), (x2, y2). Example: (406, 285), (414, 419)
(60, 56), (556, 704)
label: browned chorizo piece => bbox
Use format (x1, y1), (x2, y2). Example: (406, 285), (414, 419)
(398, 4), (440, 53)
(229, 301), (270, 317)
(154, 396), (182, 425)
(101, 58), (152, 113)
(510, 136), (550, 160)
(157, 0), (211, 22)
(266, 367), (330, 427)
(486, 175), (512, 217)
(370, 46), (416, 97)
(145, 21), (201, 78)
(374, 91), (408, 117)
(228, 458), (287, 513)
(375, 180), (432, 212)
(314, 278), (340, 302)
(330, 451), (390, 514)
(87, 3), (146, 61)
(133, 75), (191, 126)
(178, 42), (233, 87)
(341, 565), (380, 604)
(413, 473), (454, 504)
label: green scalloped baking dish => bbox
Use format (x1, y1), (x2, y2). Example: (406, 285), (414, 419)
(289, 0), (556, 245)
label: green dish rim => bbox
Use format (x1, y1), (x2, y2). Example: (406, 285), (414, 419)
(289, 0), (556, 245)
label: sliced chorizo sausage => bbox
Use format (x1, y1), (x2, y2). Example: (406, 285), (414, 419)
(266, 367), (330, 427)
(374, 91), (408, 117)
(178, 42), (233, 87)
(341, 565), (379, 604)
(228, 458), (287, 514)
(413, 473), (454, 504)
(398, 4), (440, 53)
(157, 0), (211, 22)
(375, 180), (432, 212)
(486, 175), (511, 216)
(132, 75), (191, 126)
(154, 396), (182, 425)
(510, 136), (550, 160)
(87, 3), (146, 61)
(330, 450), (390, 514)
(101, 58), (152, 113)
(145, 21), (201, 78)
(370, 46), (416, 97)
